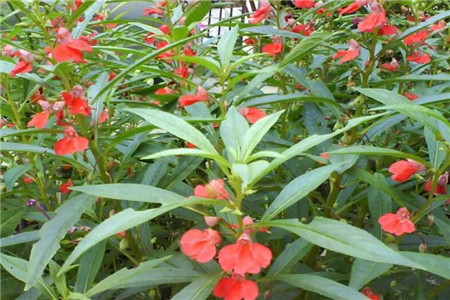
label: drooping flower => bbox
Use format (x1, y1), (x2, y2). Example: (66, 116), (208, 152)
(291, 23), (314, 36)
(358, 2), (387, 32)
(403, 91), (419, 100)
(143, 1), (165, 16)
(27, 111), (50, 129)
(380, 58), (399, 72)
(406, 50), (430, 64)
(249, 1), (271, 24)
(179, 86), (209, 107)
(218, 233), (272, 275)
(9, 60), (32, 77)
(424, 172), (448, 195)
(378, 24), (398, 36)
(213, 274), (259, 300)
(180, 228), (221, 263)
(52, 27), (92, 62)
(239, 107), (266, 124)
(388, 159), (425, 182)
(155, 87), (175, 95)
(262, 42), (283, 56)
(194, 179), (230, 200)
(294, 0), (315, 9)
(54, 126), (89, 155)
(333, 39), (360, 64)
(338, 1), (361, 15)
(61, 87), (91, 117)
(174, 62), (189, 78)
(378, 207), (416, 236)
(361, 287), (380, 300)
(59, 180), (73, 194)
(430, 20), (446, 31)
(404, 30), (429, 46)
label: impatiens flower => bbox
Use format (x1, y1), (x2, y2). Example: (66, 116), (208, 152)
(430, 20), (446, 31)
(239, 107), (266, 124)
(388, 159), (425, 182)
(52, 27), (92, 62)
(292, 23), (314, 36)
(59, 180), (73, 194)
(155, 87), (175, 95)
(406, 50), (431, 64)
(244, 38), (256, 45)
(9, 60), (32, 77)
(424, 172), (448, 195)
(361, 287), (380, 300)
(358, 2), (386, 33)
(294, 0), (315, 9)
(378, 207), (415, 236)
(2, 45), (15, 57)
(213, 274), (259, 300)
(403, 91), (419, 100)
(183, 44), (196, 56)
(333, 39), (360, 64)
(218, 233), (272, 275)
(155, 41), (173, 59)
(27, 111), (50, 129)
(249, 1), (271, 24)
(404, 30), (429, 46)
(174, 62), (189, 78)
(54, 126), (89, 155)
(380, 58), (399, 72)
(338, 1), (362, 15)
(23, 176), (34, 184)
(61, 89), (91, 116)
(194, 179), (230, 200)
(378, 25), (398, 36)
(179, 86), (209, 107)
(262, 42), (283, 56)
(180, 228), (221, 263)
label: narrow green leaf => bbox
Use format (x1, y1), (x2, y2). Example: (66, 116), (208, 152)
(220, 106), (249, 161)
(232, 160), (270, 189)
(281, 32), (329, 67)
(170, 55), (220, 76)
(3, 164), (32, 191)
(424, 128), (445, 169)
(184, 0), (211, 26)
(72, 0), (107, 38)
(171, 272), (223, 300)
(0, 207), (26, 236)
(367, 180), (392, 239)
(218, 26), (238, 67)
(349, 259), (392, 290)
(400, 252), (450, 280)
(74, 241), (106, 293)
(0, 231), (40, 248)
(267, 239), (313, 276)
(141, 148), (228, 165)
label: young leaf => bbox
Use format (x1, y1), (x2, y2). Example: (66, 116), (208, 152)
(74, 241), (107, 293)
(218, 26), (238, 67)
(220, 106), (249, 161)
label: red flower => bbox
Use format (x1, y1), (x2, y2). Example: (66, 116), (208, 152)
(186, 142), (196, 148)
(9, 60), (32, 77)
(424, 172), (448, 195)
(404, 30), (429, 46)
(174, 62), (189, 78)
(159, 24), (170, 35)
(213, 274), (259, 300)
(155, 87), (175, 95)
(219, 233), (272, 275)
(244, 38), (256, 45)
(194, 179), (230, 200)
(403, 91), (419, 100)
(358, 3), (386, 32)
(361, 287), (380, 300)
(262, 42), (283, 56)
(61, 91), (91, 116)
(155, 41), (173, 59)
(180, 228), (221, 263)
(294, 0), (315, 9)
(183, 44), (196, 56)
(239, 107), (266, 124)
(143, 8), (163, 16)
(52, 28), (92, 62)
(378, 25), (398, 36)
(406, 50), (430, 64)
(430, 20), (446, 31)
(378, 207), (415, 236)
(388, 159), (425, 182)
(380, 58), (399, 72)
(292, 23), (314, 36)
(338, 2), (360, 15)
(59, 180), (73, 194)
(98, 110), (109, 124)
(54, 126), (89, 155)
(179, 86), (209, 107)
(23, 176), (34, 184)
(333, 39), (360, 64)
(27, 111), (50, 129)
(249, 1), (271, 24)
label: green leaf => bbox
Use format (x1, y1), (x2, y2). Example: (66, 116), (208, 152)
(172, 25), (189, 42)
(234, 64), (279, 101)
(86, 256), (171, 296)
(74, 241), (106, 293)
(272, 274), (367, 300)
(262, 164), (343, 221)
(232, 160), (270, 189)
(239, 93), (340, 111)
(184, 0), (211, 26)
(400, 252), (450, 280)
(70, 184), (186, 204)
(171, 272), (223, 300)
(170, 55), (220, 76)
(25, 194), (96, 290)
(49, 260), (69, 298)
(241, 26), (304, 39)
(240, 110), (284, 161)
(434, 217), (450, 245)
(0, 59), (15, 74)
(349, 259), (392, 290)
(367, 180), (392, 239)
(67, 0), (96, 29)
(72, 0), (107, 38)
(281, 32), (329, 67)
(218, 26), (238, 67)
(267, 239), (313, 276)
(0, 231), (40, 247)
(0, 207), (26, 237)
(373, 74), (450, 86)
(58, 197), (227, 276)
(261, 218), (422, 269)
(87, 72), (109, 124)
(220, 106), (249, 161)
(141, 148), (228, 166)
(125, 108), (218, 155)
(3, 164), (32, 191)
(424, 128), (445, 169)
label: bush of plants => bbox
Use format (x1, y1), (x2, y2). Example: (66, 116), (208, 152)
(1, 0), (449, 299)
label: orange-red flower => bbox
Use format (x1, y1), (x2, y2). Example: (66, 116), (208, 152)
(358, 3), (386, 33)
(430, 20), (446, 31)
(388, 159), (425, 182)
(218, 233), (272, 275)
(249, 1), (271, 24)
(292, 23), (314, 36)
(155, 87), (175, 95)
(213, 274), (259, 300)
(61, 90), (91, 117)
(404, 30), (429, 46)
(378, 25), (398, 36)
(424, 172), (448, 195)
(378, 207), (415, 236)
(239, 107), (266, 124)
(54, 126), (89, 155)
(59, 180), (73, 194)
(406, 50), (430, 64)
(361, 287), (380, 300)
(244, 38), (256, 45)
(174, 62), (189, 78)
(338, 1), (363, 15)
(9, 60), (32, 77)
(155, 41), (173, 59)
(52, 28), (92, 62)
(194, 179), (230, 200)
(262, 42), (283, 56)
(403, 91), (419, 100)
(294, 0), (315, 9)
(333, 39), (360, 64)
(380, 58), (399, 72)
(27, 111), (50, 129)
(180, 228), (221, 263)
(179, 86), (209, 107)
